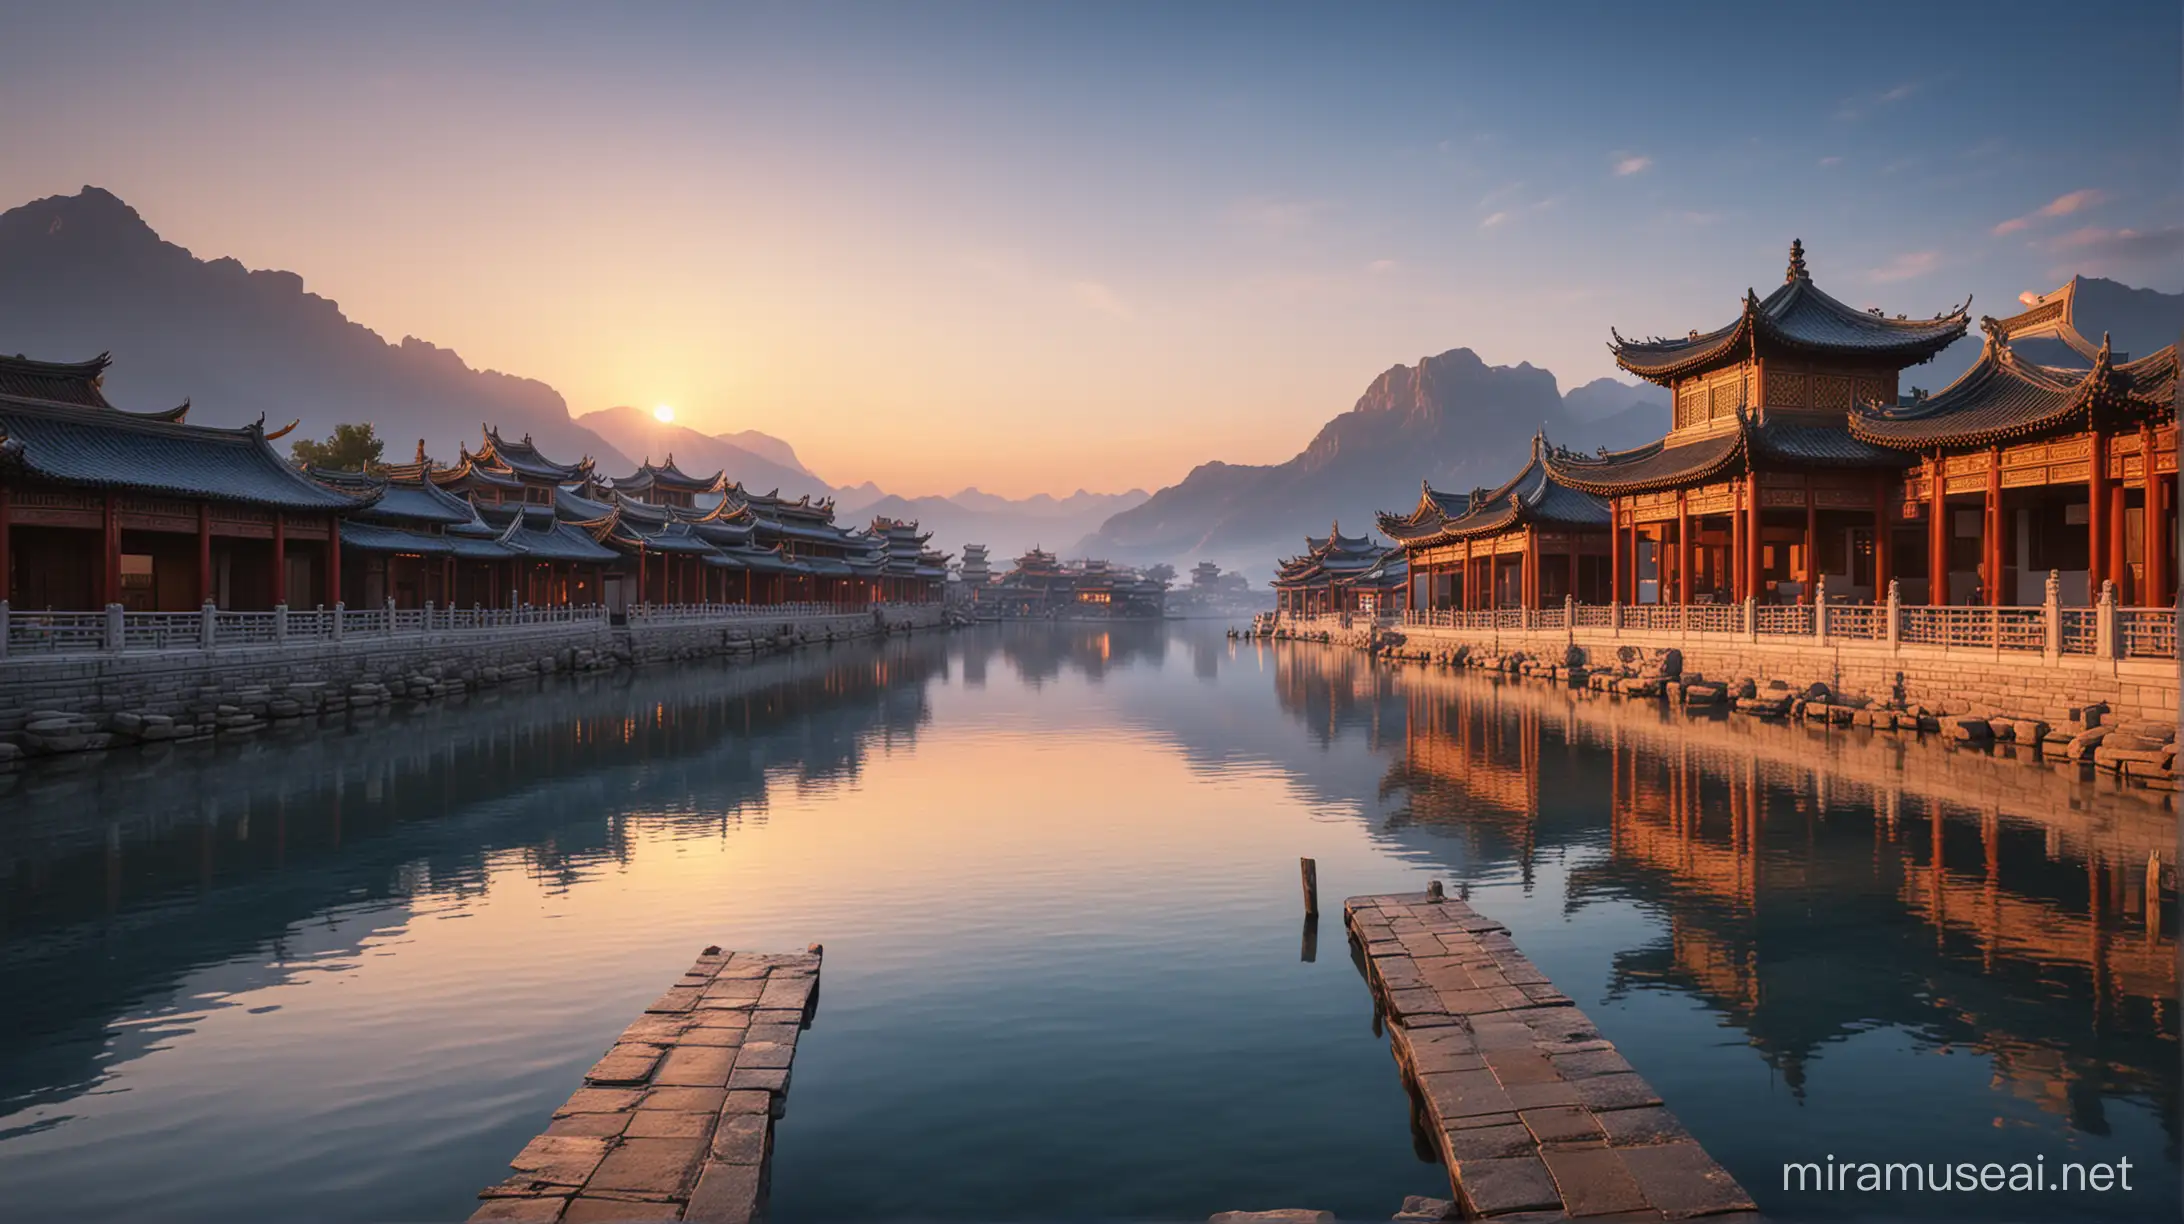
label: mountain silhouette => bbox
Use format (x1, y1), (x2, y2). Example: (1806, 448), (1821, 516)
(576, 405), (826, 495)
(0, 186), (632, 471)
(1075, 349), (1662, 575)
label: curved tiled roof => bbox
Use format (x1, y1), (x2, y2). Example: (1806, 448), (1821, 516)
(618, 454), (726, 495)
(1849, 326), (2179, 450)
(0, 393), (375, 512)
(0, 352), (115, 408)
(1609, 240), (1969, 382)
(340, 519), (456, 556)
(1378, 435), (1610, 545)
(479, 427), (591, 482)
(1545, 427), (1748, 496)
(312, 466), (482, 526)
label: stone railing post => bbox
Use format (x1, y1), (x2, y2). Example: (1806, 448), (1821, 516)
(1565, 594), (1576, 645)
(200, 601), (217, 649)
(104, 603), (125, 653)
(2096, 581), (2118, 660)
(333, 601), (346, 643)
(424, 600), (435, 639)
(1610, 601), (1622, 636)
(1813, 575), (1828, 644)
(384, 597), (397, 636)
(1885, 579), (1901, 651)
(1743, 595), (1757, 642)
(0, 600), (9, 661)
(274, 603), (289, 645)
(2041, 570), (2061, 661)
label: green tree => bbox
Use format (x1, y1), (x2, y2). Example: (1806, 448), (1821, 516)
(291, 422), (385, 471)
(1144, 563), (1177, 584)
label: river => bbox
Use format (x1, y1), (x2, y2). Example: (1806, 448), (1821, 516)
(0, 623), (2173, 1222)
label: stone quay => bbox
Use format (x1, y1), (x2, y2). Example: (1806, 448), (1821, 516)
(0, 603), (953, 770)
(470, 945), (823, 1223)
(1348, 892), (1760, 1222)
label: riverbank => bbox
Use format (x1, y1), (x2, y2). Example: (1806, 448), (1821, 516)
(0, 603), (954, 767)
(1260, 613), (2179, 788)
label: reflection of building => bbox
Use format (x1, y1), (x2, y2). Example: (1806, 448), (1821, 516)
(988, 548), (1167, 618)
(1265, 643), (2176, 1145)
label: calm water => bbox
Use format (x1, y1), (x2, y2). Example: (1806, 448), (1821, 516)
(0, 623), (2174, 1223)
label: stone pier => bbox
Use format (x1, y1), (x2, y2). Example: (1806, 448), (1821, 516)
(1347, 894), (1759, 1222)
(470, 945), (823, 1223)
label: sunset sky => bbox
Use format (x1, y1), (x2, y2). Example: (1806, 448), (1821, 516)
(2, 1), (2176, 497)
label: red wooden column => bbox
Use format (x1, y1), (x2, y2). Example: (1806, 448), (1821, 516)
(1609, 503), (1623, 603)
(2146, 423), (2171, 604)
(1729, 484), (1745, 601)
(1676, 493), (1692, 605)
(1927, 454), (1948, 605)
(1567, 548), (1578, 604)
(270, 511), (288, 606)
(0, 485), (12, 604)
(1872, 477), (1891, 598)
(1984, 448), (2003, 605)
(197, 504), (213, 606)
(1800, 485), (1817, 604)
(2088, 431), (2108, 594)
(103, 493), (122, 607)
(326, 517), (342, 606)
(2109, 473), (2130, 604)
(1746, 482), (1763, 603)
(1524, 528), (1538, 609)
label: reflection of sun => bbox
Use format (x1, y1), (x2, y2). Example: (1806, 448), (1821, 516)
(653, 404), (675, 423)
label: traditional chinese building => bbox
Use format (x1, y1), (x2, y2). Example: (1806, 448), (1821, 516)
(1270, 524), (1390, 615)
(1333, 549), (1410, 617)
(990, 548), (1164, 617)
(1545, 241), (1971, 606)
(0, 353), (371, 611)
(1849, 296), (2177, 607)
(958, 543), (993, 594)
(867, 517), (950, 603)
(1378, 433), (1612, 610)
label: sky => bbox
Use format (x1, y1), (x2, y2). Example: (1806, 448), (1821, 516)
(1, 1), (2178, 497)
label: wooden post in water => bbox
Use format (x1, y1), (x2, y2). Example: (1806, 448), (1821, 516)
(2149, 853), (2164, 939)
(1299, 857), (1319, 917)
(1300, 915), (1318, 963)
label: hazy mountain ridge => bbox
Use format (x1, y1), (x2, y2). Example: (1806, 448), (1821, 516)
(576, 405), (826, 497)
(0, 186), (635, 472)
(1074, 349), (1665, 577)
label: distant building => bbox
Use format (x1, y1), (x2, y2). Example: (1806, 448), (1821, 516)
(989, 548), (1167, 618)
(1270, 523), (1390, 616)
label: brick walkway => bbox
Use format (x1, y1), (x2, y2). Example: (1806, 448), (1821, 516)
(1347, 894), (1760, 1221)
(469, 945), (822, 1223)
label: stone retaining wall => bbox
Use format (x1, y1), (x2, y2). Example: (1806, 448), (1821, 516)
(0, 605), (949, 765)
(1298, 622), (2178, 725)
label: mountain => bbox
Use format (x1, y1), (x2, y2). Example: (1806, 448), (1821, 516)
(576, 405), (828, 496)
(716, 429), (814, 477)
(0, 186), (633, 471)
(1074, 349), (1670, 579)
(948, 486), (1150, 519)
(1918, 275), (2184, 391)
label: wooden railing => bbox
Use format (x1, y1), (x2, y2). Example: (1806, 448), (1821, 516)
(1371, 587), (2176, 666)
(0, 600), (927, 660)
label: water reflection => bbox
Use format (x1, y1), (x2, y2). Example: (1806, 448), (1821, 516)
(0, 626), (2173, 1223)
(1262, 639), (2177, 1219)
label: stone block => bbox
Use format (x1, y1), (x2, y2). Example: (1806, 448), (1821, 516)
(584, 1137), (705, 1197)
(1616, 1141), (1757, 1218)
(506, 1133), (611, 1187)
(1539, 1143), (1647, 1217)
(1452, 1155), (1561, 1216)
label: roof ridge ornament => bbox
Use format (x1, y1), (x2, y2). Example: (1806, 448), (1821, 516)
(1786, 238), (1808, 283)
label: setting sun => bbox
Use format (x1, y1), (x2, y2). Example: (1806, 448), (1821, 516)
(653, 404), (675, 423)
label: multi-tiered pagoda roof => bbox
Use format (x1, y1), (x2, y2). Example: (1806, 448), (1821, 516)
(1608, 240), (1969, 383)
(1272, 523), (1388, 588)
(1378, 434), (1608, 545)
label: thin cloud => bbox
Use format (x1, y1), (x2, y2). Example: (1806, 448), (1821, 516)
(1480, 211), (1510, 229)
(1837, 81), (1919, 121)
(1070, 280), (1134, 321)
(1817, 156), (1843, 168)
(1612, 153), (1652, 177)
(1367, 258), (1398, 273)
(1991, 188), (2107, 237)
(1865, 251), (1941, 283)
